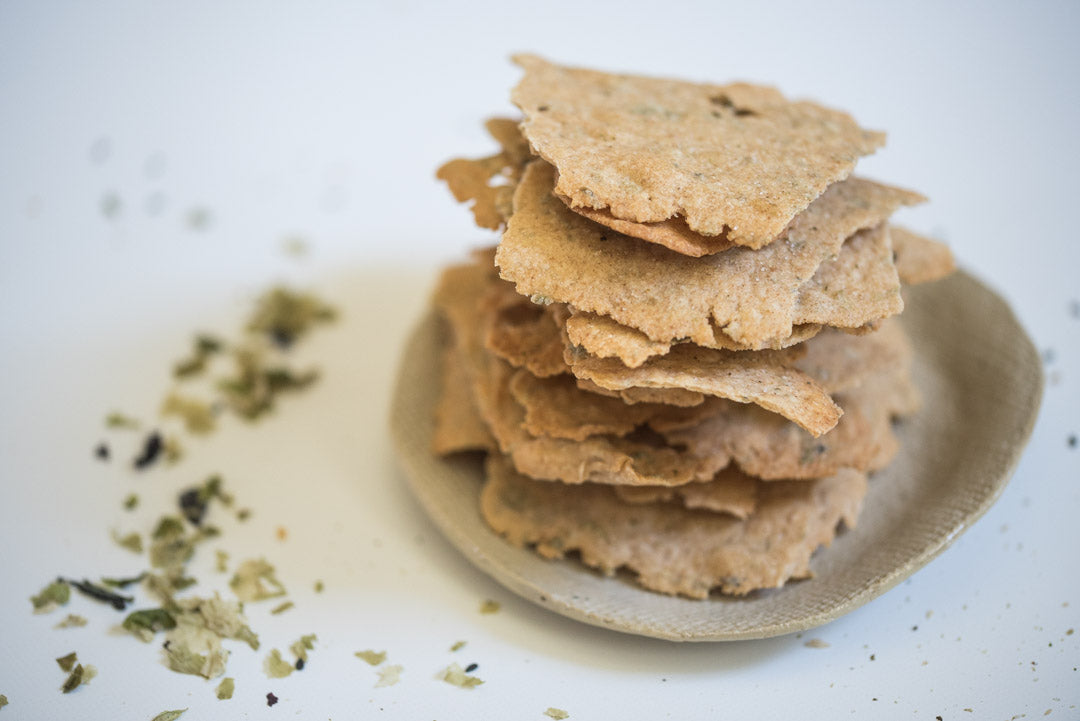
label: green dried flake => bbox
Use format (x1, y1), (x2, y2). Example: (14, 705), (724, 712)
(544, 708), (569, 720)
(439, 662), (483, 689)
(175, 594), (259, 651)
(149, 516), (196, 569)
(143, 569), (195, 604)
(479, 599), (501, 615)
(161, 393), (217, 435)
(270, 601), (294, 615)
(264, 649), (294, 679)
(106, 412), (140, 430)
(173, 334), (224, 378)
(123, 493), (139, 511)
(450, 640), (466, 652)
(112, 529), (144, 554)
(236, 508), (252, 522)
(151, 709), (187, 721)
(246, 286), (336, 348)
(229, 558), (286, 602)
(101, 572), (148, 589)
(31, 580), (70, 613)
(122, 608), (177, 642)
(215, 677), (235, 700)
(56, 652), (78, 672)
(215, 550), (229, 573)
(54, 614), (88, 629)
(218, 346), (320, 421)
(164, 625), (227, 679)
(60, 663), (95, 693)
(313, 580), (324, 593)
(0, 694), (7, 709)
(162, 435), (184, 465)
(290, 634), (316, 663)
(355, 650), (386, 666)
(374, 664), (403, 688)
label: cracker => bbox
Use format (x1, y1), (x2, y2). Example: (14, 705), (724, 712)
(891, 226), (956, 285)
(613, 467), (758, 518)
(481, 280), (567, 378)
(497, 162), (909, 350)
(511, 55), (884, 248)
(480, 453), (867, 597)
(433, 342), (496, 454)
(574, 378), (706, 407)
(564, 342), (841, 437)
(436, 118), (531, 229)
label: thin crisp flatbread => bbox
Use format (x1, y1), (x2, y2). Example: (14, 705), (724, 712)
(497, 162), (907, 350)
(511, 55), (885, 248)
(481, 453), (867, 597)
(436, 118), (532, 229)
(613, 467), (759, 518)
(891, 226), (956, 285)
(433, 342), (495, 454)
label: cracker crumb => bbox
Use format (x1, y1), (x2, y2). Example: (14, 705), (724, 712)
(480, 599), (501, 615)
(375, 664), (403, 688)
(545, 708), (569, 719)
(804, 638), (830, 649)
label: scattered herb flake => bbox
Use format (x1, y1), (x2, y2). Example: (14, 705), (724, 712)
(355, 650), (386, 666)
(161, 393), (216, 435)
(164, 624), (227, 679)
(175, 594), (260, 650)
(162, 435), (184, 465)
(133, 431), (164, 470)
(54, 614), (88, 629)
(215, 550), (229, 573)
(122, 609), (178, 642)
(270, 601), (294, 615)
(215, 677), (235, 700)
(804, 638), (830, 649)
(112, 529), (144, 554)
(95, 443), (110, 461)
(65, 578), (133, 611)
(149, 517), (197, 569)
(266, 692), (278, 707)
(185, 207), (213, 231)
(290, 634), (316, 664)
(479, 599), (500, 615)
(60, 663), (95, 693)
(236, 508), (252, 522)
(150, 710), (187, 721)
(0, 695), (7, 709)
(30, 580), (70, 613)
(1069, 434), (1077, 450)
(106, 412), (140, 430)
(313, 580), (323, 593)
(56, 652), (78, 672)
(439, 662), (483, 689)
(450, 641), (466, 652)
(375, 665), (403, 688)
(123, 493), (139, 511)
(173, 334), (224, 378)
(246, 287), (336, 348)
(230, 558), (286, 602)
(264, 649), (294, 679)
(101, 571), (148, 589)
(545, 709), (570, 720)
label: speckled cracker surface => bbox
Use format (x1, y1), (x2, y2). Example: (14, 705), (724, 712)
(497, 162), (908, 350)
(481, 453), (867, 597)
(511, 55), (885, 248)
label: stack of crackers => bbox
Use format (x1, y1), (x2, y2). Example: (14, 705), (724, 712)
(430, 56), (954, 598)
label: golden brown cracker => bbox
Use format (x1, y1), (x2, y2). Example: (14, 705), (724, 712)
(481, 453), (867, 597)
(433, 342), (496, 454)
(613, 467), (759, 518)
(481, 280), (566, 378)
(891, 226), (956, 285)
(574, 378), (707, 407)
(794, 318), (911, 394)
(564, 341), (841, 437)
(511, 55), (885, 248)
(436, 118), (531, 229)
(497, 162), (909, 350)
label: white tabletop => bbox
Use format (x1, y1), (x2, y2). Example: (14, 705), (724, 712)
(1, 2), (1077, 719)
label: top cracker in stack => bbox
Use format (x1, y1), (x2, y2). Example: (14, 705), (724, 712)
(431, 56), (955, 598)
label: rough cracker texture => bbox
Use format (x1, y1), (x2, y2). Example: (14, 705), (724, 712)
(511, 55), (884, 247)
(575, 378), (707, 408)
(497, 162), (908, 349)
(565, 341), (841, 437)
(794, 319), (910, 394)
(433, 342), (496, 454)
(436, 117), (532, 229)
(614, 468), (759, 518)
(891, 226), (956, 285)
(481, 453), (867, 597)
(481, 280), (567, 378)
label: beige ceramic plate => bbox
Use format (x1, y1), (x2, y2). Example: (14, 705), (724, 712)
(390, 271), (1042, 641)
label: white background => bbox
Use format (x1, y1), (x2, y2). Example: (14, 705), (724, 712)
(1, 1), (1078, 719)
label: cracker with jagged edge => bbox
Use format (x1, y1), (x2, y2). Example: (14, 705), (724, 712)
(436, 118), (532, 229)
(481, 278), (567, 378)
(891, 226), (956, 285)
(433, 342), (495, 454)
(574, 378), (706, 407)
(480, 453), (867, 598)
(510, 55), (885, 248)
(497, 162), (909, 351)
(564, 341), (841, 437)
(613, 467), (759, 518)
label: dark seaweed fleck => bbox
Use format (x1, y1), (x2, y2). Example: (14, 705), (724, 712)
(179, 488), (208, 526)
(133, 431), (163, 470)
(266, 692), (279, 707)
(95, 443), (109, 461)
(465, 662), (478, 673)
(1068, 434), (1077, 450)
(295, 658), (305, 671)
(63, 578), (133, 611)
